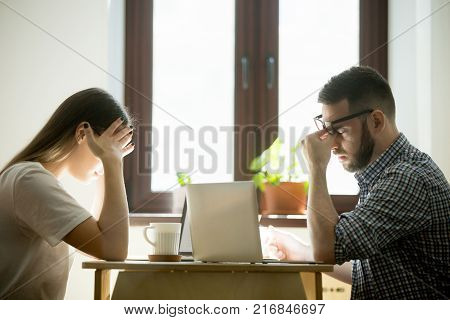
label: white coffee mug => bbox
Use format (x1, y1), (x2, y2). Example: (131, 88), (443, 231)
(143, 223), (181, 255)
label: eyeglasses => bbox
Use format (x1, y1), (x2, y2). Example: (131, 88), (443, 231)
(313, 109), (374, 135)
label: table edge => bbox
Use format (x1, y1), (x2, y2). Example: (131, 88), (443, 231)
(82, 261), (334, 272)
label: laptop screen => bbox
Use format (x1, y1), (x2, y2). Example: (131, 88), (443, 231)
(179, 199), (192, 255)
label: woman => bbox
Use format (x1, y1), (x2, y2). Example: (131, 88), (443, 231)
(0, 88), (134, 299)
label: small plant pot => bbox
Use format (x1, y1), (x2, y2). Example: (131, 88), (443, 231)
(259, 182), (307, 215)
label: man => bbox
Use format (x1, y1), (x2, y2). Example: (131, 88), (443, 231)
(267, 66), (450, 299)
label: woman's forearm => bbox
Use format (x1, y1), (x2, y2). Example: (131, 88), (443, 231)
(91, 174), (105, 220)
(97, 159), (129, 259)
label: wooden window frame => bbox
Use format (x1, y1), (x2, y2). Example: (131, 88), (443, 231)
(124, 0), (387, 215)
(124, 0), (172, 213)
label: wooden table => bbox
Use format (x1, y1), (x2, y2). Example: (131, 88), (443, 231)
(82, 260), (333, 300)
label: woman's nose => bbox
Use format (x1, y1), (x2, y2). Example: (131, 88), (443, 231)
(96, 166), (104, 175)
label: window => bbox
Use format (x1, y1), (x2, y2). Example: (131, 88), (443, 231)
(278, 0), (359, 195)
(124, 0), (387, 214)
(151, 0), (235, 192)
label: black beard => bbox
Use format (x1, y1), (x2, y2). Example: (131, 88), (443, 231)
(345, 119), (375, 173)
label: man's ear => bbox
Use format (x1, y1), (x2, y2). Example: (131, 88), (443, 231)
(370, 110), (386, 134)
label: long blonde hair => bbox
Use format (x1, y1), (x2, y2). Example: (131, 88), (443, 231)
(1, 88), (131, 173)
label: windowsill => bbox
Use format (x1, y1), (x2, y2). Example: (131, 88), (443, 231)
(129, 213), (182, 226)
(260, 215), (307, 228)
(129, 213), (307, 228)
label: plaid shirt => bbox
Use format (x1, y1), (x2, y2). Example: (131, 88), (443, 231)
(334, 133), (450, 299)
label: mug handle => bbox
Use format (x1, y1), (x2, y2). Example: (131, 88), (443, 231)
(143, 226), (156, 247)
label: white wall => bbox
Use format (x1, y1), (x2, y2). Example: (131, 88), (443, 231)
(389, 0), (450, 179)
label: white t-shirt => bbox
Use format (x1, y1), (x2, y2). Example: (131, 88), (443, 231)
(0, 162), (92, 299)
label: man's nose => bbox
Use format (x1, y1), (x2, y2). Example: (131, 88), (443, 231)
(331, 134), (341, 150)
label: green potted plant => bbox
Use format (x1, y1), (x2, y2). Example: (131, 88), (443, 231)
(250, 138), (308, 214)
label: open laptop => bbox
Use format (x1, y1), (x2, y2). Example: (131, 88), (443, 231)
(186, 181), (262, 262)
(185, 181), (318, 264)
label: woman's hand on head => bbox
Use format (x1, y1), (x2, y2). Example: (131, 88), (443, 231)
(82, 118), (134, 163)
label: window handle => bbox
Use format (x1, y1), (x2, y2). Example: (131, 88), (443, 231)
(266, 56), (275, 89)
(241, 56), (249, 90)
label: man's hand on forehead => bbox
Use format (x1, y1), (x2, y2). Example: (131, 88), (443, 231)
(301, 129), (333, 172)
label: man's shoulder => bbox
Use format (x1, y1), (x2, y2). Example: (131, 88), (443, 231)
(382, 144), (447, 189)
(387, 143), (433, 174)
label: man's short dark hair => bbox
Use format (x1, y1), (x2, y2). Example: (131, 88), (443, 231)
(318, 66), (396, 120)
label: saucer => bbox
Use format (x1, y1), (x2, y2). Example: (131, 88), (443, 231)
(148, 254), (182, 262)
